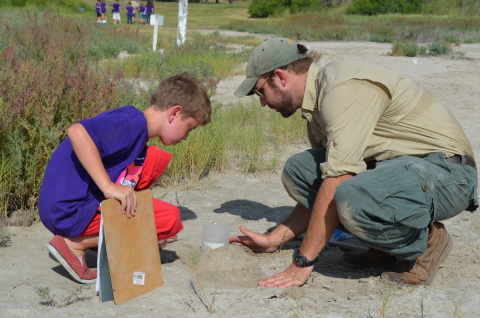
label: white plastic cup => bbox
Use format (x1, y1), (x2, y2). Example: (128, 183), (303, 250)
(202, 223), (229, 249)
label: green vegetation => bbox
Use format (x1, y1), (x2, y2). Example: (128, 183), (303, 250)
(248, 0), (326, 18)
(0, 223), (12, 247)
(0, 5), (306, 222)
(104, 32), (250, 82)
(0, 0), (478, 223)
(0, 12), (146, 220)
(187, 248), (218, 313)
(347, 0), (424, 15)
(153, 101), (306, 188)
(390, 40), (419, 57)
(246, 0), (480, 18)
(390, 40), (454, 57)
(224, 11), (480, 43)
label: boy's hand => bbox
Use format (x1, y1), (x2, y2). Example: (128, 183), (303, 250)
(103, 183), (137, 218)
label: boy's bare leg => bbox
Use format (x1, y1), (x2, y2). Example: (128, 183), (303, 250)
(64, 235), (99, 257)
(158, 235), (178, 249)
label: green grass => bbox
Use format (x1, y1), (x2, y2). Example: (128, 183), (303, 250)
(152, 100), (307, 187)
(103, 32), (251, 81)
(223, 10), (480, 43)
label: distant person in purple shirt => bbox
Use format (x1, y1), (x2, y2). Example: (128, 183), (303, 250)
(145, 0), (155, 25)
(138, 2), (146, 25)
(111, 0), (121, 24)
(96, 0), (101, 23)
(100, 0), (107, 24)
(125, 2), (134, 24)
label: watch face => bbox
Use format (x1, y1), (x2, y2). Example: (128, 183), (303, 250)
(294, 252), (316, 267)
(295, 255), (306, 266)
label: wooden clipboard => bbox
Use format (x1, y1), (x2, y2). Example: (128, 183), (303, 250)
(100, 189), (163, 304)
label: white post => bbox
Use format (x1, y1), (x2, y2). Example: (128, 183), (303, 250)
(177, 0), (188, 46)
(152, 15), (159, 51)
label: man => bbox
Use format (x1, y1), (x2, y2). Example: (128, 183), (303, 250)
(231, 38), (478, 288)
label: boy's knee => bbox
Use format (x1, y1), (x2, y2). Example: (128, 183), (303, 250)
(154, 200), (183, 240)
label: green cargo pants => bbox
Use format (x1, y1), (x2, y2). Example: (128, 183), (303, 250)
(281, 149), (478, 261)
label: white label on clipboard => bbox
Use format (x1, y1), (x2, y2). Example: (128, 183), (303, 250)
(133, 272), (145, 285)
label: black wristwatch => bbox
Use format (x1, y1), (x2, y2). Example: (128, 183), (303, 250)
(294, 251), (318, 267)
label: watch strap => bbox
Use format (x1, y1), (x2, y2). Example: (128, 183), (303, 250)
(295, 251), (318, 267)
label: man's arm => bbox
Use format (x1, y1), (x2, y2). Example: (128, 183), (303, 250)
(258, 174), (353, 288)
(68, 123), (137, 217)
(229, 202), (312, 253)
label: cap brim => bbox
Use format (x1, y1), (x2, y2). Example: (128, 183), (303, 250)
(234, 76), (259, 98)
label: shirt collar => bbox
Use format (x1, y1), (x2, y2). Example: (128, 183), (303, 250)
(301, 63), (322, 112)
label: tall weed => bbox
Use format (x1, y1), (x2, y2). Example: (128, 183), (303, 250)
(0, 13), (139, 220)
(104, 33), (249, 87)
(153, 101), (308, 186)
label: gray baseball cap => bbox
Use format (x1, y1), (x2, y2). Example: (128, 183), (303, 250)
(234, 37), (307, 98)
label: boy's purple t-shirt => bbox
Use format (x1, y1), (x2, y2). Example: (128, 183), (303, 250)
(146, 4), (154, 14)
(139, 5), (145, 13)
(38, 106), (149, 237)
(126, 5), (134, 16)
(96, 2), (101, 13)
(112, 2), (120, 13)
(100, 2), (107, 12)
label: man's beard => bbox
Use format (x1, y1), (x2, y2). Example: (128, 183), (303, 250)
(272, 86), (296, 118)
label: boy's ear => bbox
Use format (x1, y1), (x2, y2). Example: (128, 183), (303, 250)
(168, 105), (183, 123)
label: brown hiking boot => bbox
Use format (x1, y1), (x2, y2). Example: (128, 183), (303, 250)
(380, 222), (452, 286)
(342, 248), (396, 269)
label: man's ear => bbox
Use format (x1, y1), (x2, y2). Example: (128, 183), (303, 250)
(273, 68), (287, 87)
(168, 105), (183, 123)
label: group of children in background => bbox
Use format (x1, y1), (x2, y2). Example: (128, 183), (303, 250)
(96, 0), (156, 25)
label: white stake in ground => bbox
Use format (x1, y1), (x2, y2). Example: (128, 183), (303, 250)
(177, 0), (188, 46)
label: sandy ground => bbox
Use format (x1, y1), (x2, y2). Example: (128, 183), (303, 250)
(1, 39), (480, 317)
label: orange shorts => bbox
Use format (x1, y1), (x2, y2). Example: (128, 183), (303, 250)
(78, 146), (183, 240)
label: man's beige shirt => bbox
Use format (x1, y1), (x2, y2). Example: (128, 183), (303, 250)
(301, 61), (474, 179)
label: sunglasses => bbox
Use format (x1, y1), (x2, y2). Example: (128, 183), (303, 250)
(253, 75), (271, 99)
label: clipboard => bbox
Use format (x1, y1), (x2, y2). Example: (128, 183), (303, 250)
(97, 189), (163, 304)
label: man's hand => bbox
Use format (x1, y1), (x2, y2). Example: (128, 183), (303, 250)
(103, 183), (137, 218)
(229, 225), (279, 253)
(258, 263), (313, 288)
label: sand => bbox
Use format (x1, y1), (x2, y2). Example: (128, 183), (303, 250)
(1, 40), (480, 318)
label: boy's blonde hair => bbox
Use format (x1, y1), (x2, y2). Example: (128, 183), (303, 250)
(150, 73), (212, 125)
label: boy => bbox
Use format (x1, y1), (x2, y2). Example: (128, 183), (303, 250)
(138, 2), (146, 25)
(125, 2), (134, 24)
(39, 73), (212, 284)
(96, 0), (101, 23)
(100, 0), (107, 24)
(111, 0), (121, 24)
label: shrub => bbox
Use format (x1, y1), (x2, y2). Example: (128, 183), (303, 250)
(444, 34), (460, 44)
(347, 0), (424, 15)
(390, 40), (419, 57)
(426, 41), (452, 56)
(0, 12), (142, 220)
(369, 26), (395, 42)
(249, 0), (334, 18)
(249, 0), (284, 18)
